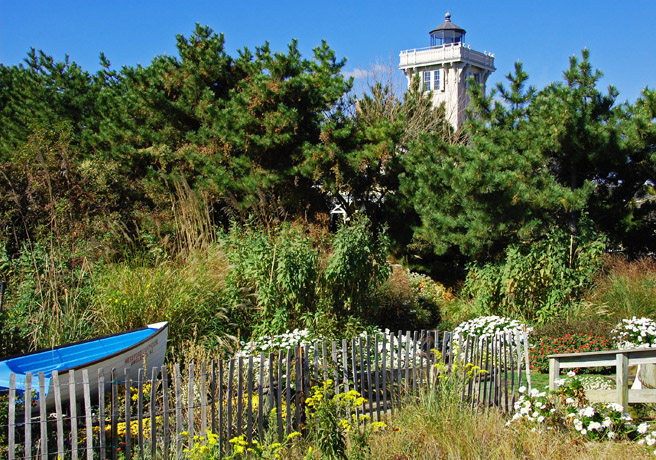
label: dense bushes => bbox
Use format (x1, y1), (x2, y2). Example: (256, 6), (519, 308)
(460, 224), (606, 324)
(223, 216), (394, 338)
(373, 265), (449, 331)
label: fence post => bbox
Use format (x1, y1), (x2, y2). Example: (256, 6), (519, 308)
(522, 329), (532, 392)
(39, 371), (47, 460)
(70, 369), (79, 460)
(53, 371), (64, 456)
(24, 372), (32, 459)
(548, 358), (560, 392)
(617, 352), (629, 413)
(83, 370), (93, 460)
(8, 373), (15, 460)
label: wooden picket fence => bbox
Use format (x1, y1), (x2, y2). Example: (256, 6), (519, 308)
(5, 329), (531, 459)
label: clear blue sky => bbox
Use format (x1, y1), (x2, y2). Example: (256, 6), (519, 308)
(1, 1), (654, 103)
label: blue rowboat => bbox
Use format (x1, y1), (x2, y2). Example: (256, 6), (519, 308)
(0, 321), (168, 407)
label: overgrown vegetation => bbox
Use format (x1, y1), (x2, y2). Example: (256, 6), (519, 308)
(0, 25), (655, 368)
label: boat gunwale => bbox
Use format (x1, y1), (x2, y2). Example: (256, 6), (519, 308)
(0, 322), (168, 377)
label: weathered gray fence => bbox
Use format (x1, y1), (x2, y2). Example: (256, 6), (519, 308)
(5, 329), (530, 459)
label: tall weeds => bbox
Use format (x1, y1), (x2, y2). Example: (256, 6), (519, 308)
(581, 255), (656, 321)
(1, 241), (95, 352)
(93, 244), (234, 355)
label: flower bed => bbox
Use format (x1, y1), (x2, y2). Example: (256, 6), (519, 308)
(452, 316), (531, 342)
(507, 373), (656, 456)
(530, 333), (612, 373)
(612, 317), (656, 349)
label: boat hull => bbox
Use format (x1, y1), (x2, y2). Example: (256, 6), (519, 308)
(1, 322), (168, 410)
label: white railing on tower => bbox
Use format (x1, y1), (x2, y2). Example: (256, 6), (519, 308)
(399, 43), (495, 69)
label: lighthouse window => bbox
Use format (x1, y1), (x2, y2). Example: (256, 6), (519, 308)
(423, 71), (431, 91)
(433, 70), (440, 90)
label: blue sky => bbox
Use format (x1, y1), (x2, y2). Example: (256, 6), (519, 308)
(1, 1), (654, 103)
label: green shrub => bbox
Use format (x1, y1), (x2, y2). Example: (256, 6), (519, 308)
(373, 265), (433, 331)
(223, 222), (320, 336)
(224, 216), (391, 337)
(461, 224), (606, 324)
(322, 215), (390, 320)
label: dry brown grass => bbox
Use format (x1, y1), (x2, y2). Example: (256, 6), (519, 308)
(367, 401), (651, 460)
(574, 254), (656, 326)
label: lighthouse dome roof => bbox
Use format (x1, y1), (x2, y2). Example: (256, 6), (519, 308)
(430, 12), (466, 35)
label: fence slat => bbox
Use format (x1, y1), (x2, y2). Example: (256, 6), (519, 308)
(503, 334), (510, 412)
(467, 335), (476, 402)
(25, 372), (32, 460)
(352, 338), (360, 426)
(404, 332), (411, 397)
(342, 339), (349, 394)
(137, 368), (144, 460)
(493, 335), (499, 406)
(508, 332), (516, 408)
(374, 334), (381, 421)
(53, 371), (64, 457)
(461, 335), (471, 401)
(482, 337), (490, 407)
(259, 352), (265, 440)
(99, 370), (106, 460)
(124, 368), (132, 459)
(419, 330), (425, 390)
(331, 341), (339, 394)
(285, 349), (292, 435)
(217, 360), (224, 456)
(493, 335), (499, 407)
(358, 337), (366, 423)
(294, 347), (302, 432)
(162, 366), (170, 460)
(8, 373), (15, 460)
(303, 344), (310, 429)
(111, 368), (118, 460)
(187, 362), (195, 440)
(322, 342), (328, 383)
(366, 335), (374, 423)
(515, 333), (523, 392)
(471, 336), (480, 408)
(175, 363), (182, 458)
(39, 371), (47, 460)
(313, 343), (319, 382)
(277, 351), (284, 440)
(70, 369), (79, 460)
(522, 329), (532, 391)
(201, 362), (208, 437)
(267, 353), (274, 432)
(83, 370), (93, 460)
(227, 359), (235, 448)
(381, 334), (388, 416)
(150, 367), (157, 459)
(246, 356), (254, 444)
(397, 332), (403, 407)
(237, 357), (244, 437)
(211, 360), (217, 435)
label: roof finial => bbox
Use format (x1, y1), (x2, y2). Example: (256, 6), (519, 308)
(445, 11), (451, 22)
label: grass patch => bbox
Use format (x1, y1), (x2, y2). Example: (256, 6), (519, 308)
(366, 394), (649, 460)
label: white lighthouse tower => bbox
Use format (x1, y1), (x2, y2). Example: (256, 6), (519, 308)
(399, 12), (495, 130)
